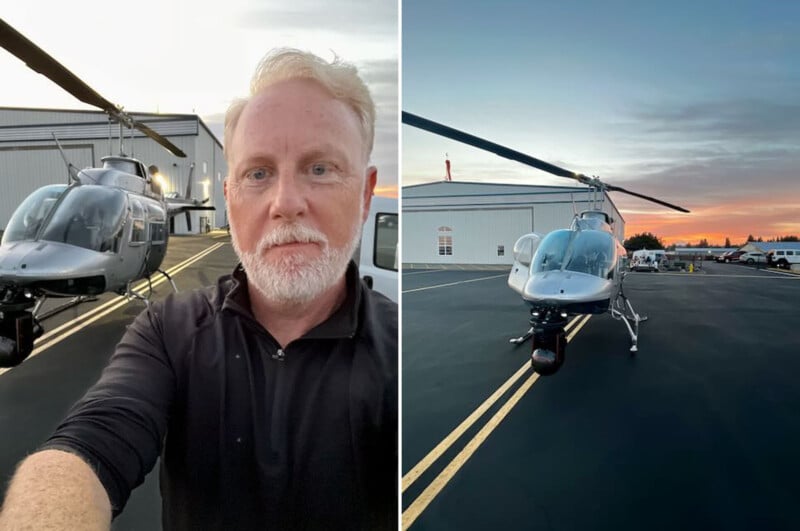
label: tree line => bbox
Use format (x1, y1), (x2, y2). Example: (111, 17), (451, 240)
(622, 232), (800, 252)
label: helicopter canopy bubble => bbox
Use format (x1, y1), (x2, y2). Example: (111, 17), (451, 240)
(532, 229), (616, 279)
(2, 184), (68, 245)
(38, 186), (127, 253)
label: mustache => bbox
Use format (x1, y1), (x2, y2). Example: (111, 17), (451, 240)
(256, 223), (328, 253)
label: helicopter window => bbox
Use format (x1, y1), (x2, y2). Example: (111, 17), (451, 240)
(129, 199), (146, 245)
(131, 219), (146, 243)
(532, 230), (572, 272)
(37, 185), (127, 252)
(150, 222), (166, 244)
(2, 184), (68, 244)
(564, 231), (616, 278)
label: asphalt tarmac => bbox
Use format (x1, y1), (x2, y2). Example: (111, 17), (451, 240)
(402, 262), (800, 530)
(0, 231), (237, 530)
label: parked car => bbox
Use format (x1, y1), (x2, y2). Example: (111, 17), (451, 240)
(766, 249), (800, 269)
(738, 252), (766, 265)
(716, 250), (745, 263)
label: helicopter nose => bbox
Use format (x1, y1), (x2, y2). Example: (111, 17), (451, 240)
(523, 270), (611, 304)
(0, 241), (107, 294)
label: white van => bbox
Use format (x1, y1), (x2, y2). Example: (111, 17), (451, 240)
(767, 249), (800, 269)
(630, 249), (666, 272)
(356, 196), (398, 302)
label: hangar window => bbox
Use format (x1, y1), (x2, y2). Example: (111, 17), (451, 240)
(497, 245), (505, 257)
(438, 226), (453, 256)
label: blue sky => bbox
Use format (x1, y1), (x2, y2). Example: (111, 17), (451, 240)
(402, 0), (800, 243)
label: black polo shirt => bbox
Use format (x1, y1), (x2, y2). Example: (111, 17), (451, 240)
(43, 262), (397, 530)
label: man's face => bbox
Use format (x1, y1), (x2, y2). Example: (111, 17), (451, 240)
(225, 78), (376, 304)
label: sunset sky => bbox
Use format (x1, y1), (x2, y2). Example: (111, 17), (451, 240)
(402, 0), (800, 245)
(1, 1), (398, 195)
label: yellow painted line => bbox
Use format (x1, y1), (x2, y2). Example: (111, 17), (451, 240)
(403, 314), (592, 529)
(0, 242), (226, 377)
(403, 274), (507, 293)
(402, 372), (540, 529)
(401, 315), (587, 493)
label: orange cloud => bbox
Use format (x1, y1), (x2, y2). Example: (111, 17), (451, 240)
(374, 185), (398, 198)
(621, 193), (800, 245)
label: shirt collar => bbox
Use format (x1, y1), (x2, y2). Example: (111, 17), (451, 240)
(221, 261), (362, 340)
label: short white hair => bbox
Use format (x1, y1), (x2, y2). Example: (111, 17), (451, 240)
(224, 48), (376, 161)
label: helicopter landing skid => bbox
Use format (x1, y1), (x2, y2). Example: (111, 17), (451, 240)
(124, 269), (179, 306)
(610, 291), (647, 353)
(509, 326), (534, 345)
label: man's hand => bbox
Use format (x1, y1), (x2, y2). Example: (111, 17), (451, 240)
(0, 449), (111, 530)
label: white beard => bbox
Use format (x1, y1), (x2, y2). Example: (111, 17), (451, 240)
(231, 219), (362, 305)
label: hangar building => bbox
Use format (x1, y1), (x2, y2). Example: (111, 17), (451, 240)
(0, 107), (226, 235)
(402, 181), (625, 266)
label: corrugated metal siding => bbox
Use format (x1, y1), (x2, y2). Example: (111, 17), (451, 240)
(0, 119), (197, 143)
(0, 145), (93, 228)
(0, 108), (227, 235)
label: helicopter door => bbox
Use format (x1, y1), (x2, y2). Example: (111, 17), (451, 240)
(144, 199), (168, 274)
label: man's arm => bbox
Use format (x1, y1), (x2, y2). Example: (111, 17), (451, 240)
(0, 449), (111, 530)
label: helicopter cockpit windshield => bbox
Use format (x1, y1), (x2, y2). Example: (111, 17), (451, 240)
(532, 229), (616, 279)
(37, 186), (128, 253)
(2, 184), (68, 245)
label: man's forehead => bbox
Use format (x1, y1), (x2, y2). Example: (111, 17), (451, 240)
(243, 79), (350, 122)
(231, 80), (368, 163)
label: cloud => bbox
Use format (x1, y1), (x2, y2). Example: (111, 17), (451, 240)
(626, 98), (800, 142)
(238, 1), (396, 36)
(601, 98), (800, 213)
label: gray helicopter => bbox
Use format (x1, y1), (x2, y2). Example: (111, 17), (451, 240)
(0, 19), (214, 367)
(403, 112), (689, 376)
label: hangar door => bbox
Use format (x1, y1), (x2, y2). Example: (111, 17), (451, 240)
(403, 208), (532, 264)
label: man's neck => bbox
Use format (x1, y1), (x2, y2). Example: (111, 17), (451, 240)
(247, 276), (348, 348)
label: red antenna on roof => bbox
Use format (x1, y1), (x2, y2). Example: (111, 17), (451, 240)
(445, 153), (452, 181)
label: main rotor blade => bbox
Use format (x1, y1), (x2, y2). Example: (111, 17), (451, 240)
(0, 18), (117, 113)
(403, 111), (690, 213)
(403, 112), (589, 184)
(133, 119), (187, 158)
(0, 19), (186, 158)
(603, 184), (690, 213)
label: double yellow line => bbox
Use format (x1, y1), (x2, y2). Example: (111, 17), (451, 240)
(402, 314), (592, 529)
(0, 242), (226, 377)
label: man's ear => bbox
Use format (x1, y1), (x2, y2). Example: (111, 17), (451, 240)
(223, 177), (228, 200)
(361, 166), (378, 224)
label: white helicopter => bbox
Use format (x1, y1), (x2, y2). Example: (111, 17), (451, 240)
(0, 19), (214, 367)
(402, 112), (689, 375)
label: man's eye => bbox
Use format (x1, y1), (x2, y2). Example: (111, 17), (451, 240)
(310, 163), (328, 176)
(245, 168), (268, 180)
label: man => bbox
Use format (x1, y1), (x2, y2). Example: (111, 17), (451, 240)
(0, 49), (397, 530)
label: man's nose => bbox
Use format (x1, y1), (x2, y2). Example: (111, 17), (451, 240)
(270, 174), (307, 220)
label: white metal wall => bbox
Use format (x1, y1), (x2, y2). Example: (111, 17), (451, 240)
(403, 208), (533, 264)
(402, 181), (626, 264)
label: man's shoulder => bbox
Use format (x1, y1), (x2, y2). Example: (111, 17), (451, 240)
(360, 285), (397, 333)
(356, 284), (398, 370)
(150, 274), (234, 330)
